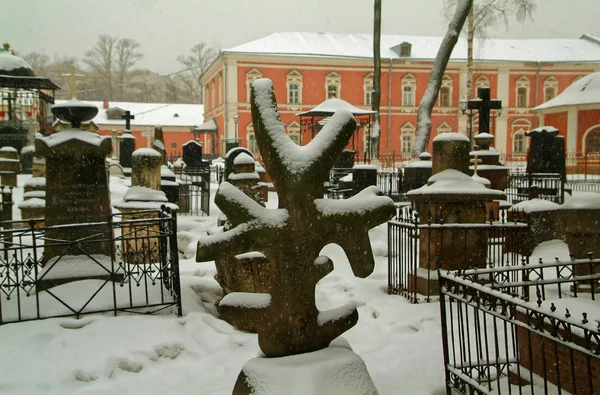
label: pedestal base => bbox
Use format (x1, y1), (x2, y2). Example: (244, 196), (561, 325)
(232, 340), (378, 395)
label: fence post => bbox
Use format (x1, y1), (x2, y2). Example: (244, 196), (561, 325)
(438, 273), (453, 395)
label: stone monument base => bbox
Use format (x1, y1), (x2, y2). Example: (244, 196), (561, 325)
(408, 268), (439, 298)
(232, 339), (378, 395)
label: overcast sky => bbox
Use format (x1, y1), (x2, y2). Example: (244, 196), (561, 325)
(3, 0), (600, 74)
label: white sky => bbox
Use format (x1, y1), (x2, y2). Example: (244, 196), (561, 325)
(3, 0), (600, 74)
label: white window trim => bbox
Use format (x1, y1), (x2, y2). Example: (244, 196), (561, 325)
(287, 121), (301, 145)
(543, 76), (558, 102)
(438, 75), (453, 107)
(400, 122), (416, 154)
(325, 71), (342, 99)
(286, 70), (303, 105)
(364, 72), (374, 106)
(515, 76), (530, 108)
(436, 121), (452, 135)
(246, 68), (263, 103)
(247, 124), (258, 155)
(401, 74), (416, 107)
(476, 75), (490, 89)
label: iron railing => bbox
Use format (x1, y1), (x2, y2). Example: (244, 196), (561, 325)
(505, 171), (565, 204)
(0, 208), (181, 325)
(440, 256), (600, 395)
(178, 167), (211, 216)
(388, 208), (529, 303)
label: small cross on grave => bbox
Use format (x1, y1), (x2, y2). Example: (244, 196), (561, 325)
(142, 127), (153, 148)
(121, 110), (135, 130)
(467, 87), (502, 135)
(60, 65), (86, 99)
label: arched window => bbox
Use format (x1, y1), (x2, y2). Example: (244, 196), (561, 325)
(286, 70), (303, 104)
(287, 121), (301, 146)
(544, 76), (558, 102)
(513, 131), (526, 154)
(436, 121), (452, 135)
(246, 68), (263, 102)
(325, 71), (341, 99)
(400, 122), (416, 154)
(476, 75), (490, 94)
(246, 124), (258, 155)
(516, 76), (530, 108)
(438, 74), (453, 107)
(402, 74), (416, 107)
(511, 118), (532, 154)
(585, 127), (600, 154)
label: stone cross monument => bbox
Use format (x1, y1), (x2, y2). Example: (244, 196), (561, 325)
(467, 87), (502, 136)
(60, 65), (86, 99)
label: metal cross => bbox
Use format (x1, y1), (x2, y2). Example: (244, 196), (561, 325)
(467, 87), (502, 135)
(121, 111), (135, 130)
(60, 65), (86, 99)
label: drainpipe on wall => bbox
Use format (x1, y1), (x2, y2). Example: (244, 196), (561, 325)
(534, 61), (541, 127)
(387, 58), (393, 151)
(222, 52), (228, 157)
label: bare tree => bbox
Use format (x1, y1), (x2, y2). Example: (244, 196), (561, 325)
(413, 0), (473, 155)
(176, 42), (218, 103)
(444, 0), (536, 101)
(84, 34), (117, 99)
(371, 0), (382, 161)
(115, 38), (143, 100)
(22, 52), (50, 76)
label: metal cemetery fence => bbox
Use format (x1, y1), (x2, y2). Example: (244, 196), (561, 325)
(439, 256), (600, 395)
(388, 209), (529, 303)
(179, 167), (211, 216)
(0, 208), (181, 324)
(505, 171), (565, 204)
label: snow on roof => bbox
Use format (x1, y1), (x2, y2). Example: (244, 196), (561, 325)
(0, 52), (33, 73)
(296, 98), (376, 116)
(407, 169), (504, 197)
(534, 72), (600, 111)
(559, 192), (600, 210)
(509, 198), (560, 213)
(225, 32), (600, 63)
(433, 132), (469, 142)
(54, 100), (204, 129)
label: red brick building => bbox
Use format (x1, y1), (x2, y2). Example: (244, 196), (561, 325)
(55, 99), (204, 159)
(201, 32), (600, 165)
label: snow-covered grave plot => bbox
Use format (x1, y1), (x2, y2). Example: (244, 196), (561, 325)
(0, 172), (590, 394)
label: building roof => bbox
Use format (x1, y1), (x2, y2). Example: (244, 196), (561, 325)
(54, 100), (204, 129)
(534, 72), (600, 111)
(224, 32), (600, 63)
(296, 98), (376, 116)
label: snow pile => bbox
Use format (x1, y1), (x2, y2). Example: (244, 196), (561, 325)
(133, 148), (161, 157)
(241, 344), (378, 395)
(407, 169), (504, 197)
(433, 132), (469, 142)
(36, 130), (111, 149)
(123, 186), (168, 202)
(559, 192), (600, 210)
(39, 254), (112, 281)
(510, 198), (560, 213)
(233, 153), (255, 165)
(219, 292), (271, 309)
(0, 52), (33, 72)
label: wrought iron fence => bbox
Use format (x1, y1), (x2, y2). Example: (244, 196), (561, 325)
(505, 171), (565, 204)
(0, 208), (181, 325)
(178, 167), (211, 216)
(377, 170), (405, 202)
(388, 208), (529, 303)
(565, 178), (600, 194)
(440, 256), (600, 395)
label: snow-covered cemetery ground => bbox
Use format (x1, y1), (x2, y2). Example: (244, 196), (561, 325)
(0, 174), (574, 395)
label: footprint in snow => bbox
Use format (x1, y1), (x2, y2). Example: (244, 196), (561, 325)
(59, 318), (93, 329)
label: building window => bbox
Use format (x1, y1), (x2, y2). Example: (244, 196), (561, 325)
(246, 68), (263, 103)
(515, 76), (530, 108)
(171, 142), (178, 149)
(286, 70), (303, 105)
(364, 72), (374, 106)
(289, 83), (300, 104)
(436, 121), (452, 135)
(402, 74), (416, 107)
(247, 124), (258, 155)
(439, 87), (450, 107)
(513, 131), (526, 154)
(438, 74), (452, 107)
(287, 121), (301, 146)
(325, 71), (341, 100)
(544, 76), (558, 102)
(586, 128), (600, 154)
(400, 122), (416, 154)
(475, 75), (490, 94)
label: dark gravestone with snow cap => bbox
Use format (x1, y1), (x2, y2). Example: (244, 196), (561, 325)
(182, 140), (204, 170)
(197, 78), (393, 395)
(526, 126), (566, 178)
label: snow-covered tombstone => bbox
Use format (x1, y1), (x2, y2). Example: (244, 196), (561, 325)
(197, 78), (395, 360)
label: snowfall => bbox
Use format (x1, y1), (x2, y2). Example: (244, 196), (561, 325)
(0, 174), (572, 395)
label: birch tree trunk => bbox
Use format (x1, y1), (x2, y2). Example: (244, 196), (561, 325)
(413, 0), (472, 156)
(371, 0), (382, 162)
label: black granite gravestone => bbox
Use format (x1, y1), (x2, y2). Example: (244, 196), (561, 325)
(352, 165), (377, 195)
(335, 149), (355, 169)
(183, 140), (204, 170)
(526, 126), (566, 178)
(224, 147), (254, 179)
(119, 131), (136, 169)
(0, 125), (27, 153)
